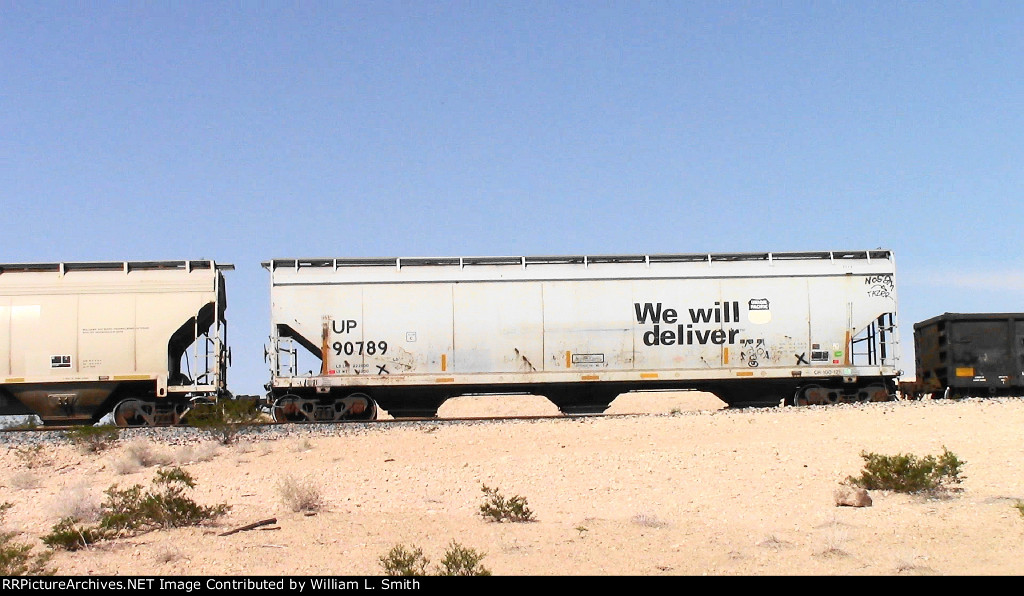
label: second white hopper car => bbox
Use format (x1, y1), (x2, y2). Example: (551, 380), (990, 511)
(263, 250), (901, 420)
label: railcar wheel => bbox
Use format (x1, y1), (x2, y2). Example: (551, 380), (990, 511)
(272, 395), (311, 423)
(113, 399), (154, 427)
(359, 399), (377, 420)
(794, 384), (823, 406)
(336, 393), (377, 421)
(856, 384), (890, 403)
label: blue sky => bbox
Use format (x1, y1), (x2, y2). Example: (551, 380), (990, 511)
(2, 2), (1022, 395)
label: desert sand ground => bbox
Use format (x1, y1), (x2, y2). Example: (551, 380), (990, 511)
(3, 392), (1024, 576)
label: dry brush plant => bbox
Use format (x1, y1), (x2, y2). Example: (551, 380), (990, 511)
(9, 470), (41, 490)
(631, 512), (670, 528)
(276, 475), (324, 513)
(14, 444), (51, 469)
(125, 440), (174, 467)
(50, 484), (101, 524)
(43, 467), (229, 551)
(64, 425), (120, 453)
(174, 441), (222, 464)
(113, 441), (175, 475)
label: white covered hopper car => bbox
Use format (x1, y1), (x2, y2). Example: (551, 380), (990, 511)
(0, 260), (232, 425)
(264, 250), (900, 420)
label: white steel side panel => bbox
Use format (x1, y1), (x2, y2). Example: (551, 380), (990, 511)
(806, 273), (897, 366)
(319, 286), (364, 375)
(807, 277), (855, 367)
(134, 293), (207, 374)
(717, 277), (811, 369)
(853, 272), (897, 328)
(543, 280), (634, 371)
(631, 278), (735, 371)
(271, 284), (458, 378)
(452, 283), (543, 374)
(276, 284), (362, 355)
(358, 284), (453, 376)
(78, 294), (136, 374)
(12, 295), (77, 377)
(272, 284), (363, 373)
(7, 300), (36, 377)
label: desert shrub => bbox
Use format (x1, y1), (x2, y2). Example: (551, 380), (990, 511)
(631, 513), (669, 528)
(114, 441), (174, 474)
(155, 546), (184, 564)
(41, 518), (105, 552)
(14, 445), (50, 469)
(9, 470), (41, 490)
(379, 542), (490, 576)
(111, 457), (141, 476)
(51, 484), (101, 523)
(479, 484), (535, 522)
(100, 467), (229, 532)
(125, 440), (174, 468)
(817, 523), (850, 558)
(1, 503), (54, 575)
(380, 544), (431, 576)
(65, 425), (120, 453)
(437, 541), (491, 576)
(276, 475), (323, 513)
(43, 467), (229, 550)
(846, 447), (965, 493)
(175, 441), (221, 464)
(187, 398), (263, 445)
(1016, 502), (1024, 518)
